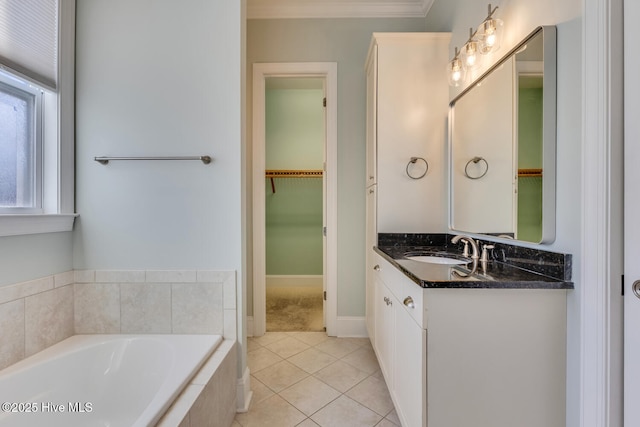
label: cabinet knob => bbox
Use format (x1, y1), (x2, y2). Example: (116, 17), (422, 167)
(373, 264), (380, 271)
(403, 296), (415, 309)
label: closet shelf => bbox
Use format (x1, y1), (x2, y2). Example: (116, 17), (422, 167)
(265, 170), (323, 178)
(265, 169), (323, 193)
(518, 168), (542, 178)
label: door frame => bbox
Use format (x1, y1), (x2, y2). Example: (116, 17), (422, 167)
(624, 0), (639, 425)
(582, 0), (624, 426)
(252, 62), (338, 336)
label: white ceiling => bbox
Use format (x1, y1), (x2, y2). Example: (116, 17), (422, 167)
(246, 0), (435, 19)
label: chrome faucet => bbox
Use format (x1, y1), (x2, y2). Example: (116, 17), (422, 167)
(451, 234), (479, 260)
(451, 234), (479, 278)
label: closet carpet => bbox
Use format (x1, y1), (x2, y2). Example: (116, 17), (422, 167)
(266, 286), (324, 332)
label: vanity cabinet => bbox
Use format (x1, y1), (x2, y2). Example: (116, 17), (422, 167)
(372, 255), (426, 427)
(370, 252), (567, 427)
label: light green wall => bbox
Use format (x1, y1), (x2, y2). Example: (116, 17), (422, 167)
(265, 88), (324, 275)
(266, 179), (323, 274)
(247, 17), (428, 317)
(517, 87), (543, 242)
(266, 89), (324, 169)
(518, 87), (544, 168)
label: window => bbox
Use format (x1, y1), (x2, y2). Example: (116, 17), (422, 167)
(0, 0), (76, 236)
(0, 72), (43, 213)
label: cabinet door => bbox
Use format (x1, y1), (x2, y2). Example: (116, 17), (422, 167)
(365, 252), (376, 343)
(365, 44), (377, 187)
(365, 187), (377, 340)
(394, 301), (427, 427)
(374, 274), (394, 389)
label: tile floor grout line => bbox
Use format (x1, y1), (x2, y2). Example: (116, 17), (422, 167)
(237, 332), (399, 427)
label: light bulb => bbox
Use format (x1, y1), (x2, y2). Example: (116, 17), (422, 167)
(477, 18), (503, 54)
(485, 31), (496, 47)
(448, 57), (466, 87)
(462, 40), (480, 70)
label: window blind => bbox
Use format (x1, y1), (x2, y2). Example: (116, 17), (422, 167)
(0, 0), (58, 90)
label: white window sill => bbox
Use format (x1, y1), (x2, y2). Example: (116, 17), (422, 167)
(0, 214), (78, 237)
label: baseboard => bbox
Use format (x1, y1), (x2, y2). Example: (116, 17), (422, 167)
(335, 316), (368, 338)
(266, 275), (323, 288)
(236, 366), (253, 413)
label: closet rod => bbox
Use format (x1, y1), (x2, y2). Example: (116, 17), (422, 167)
(518, 168), (542, 178)
(265, 169), (323, 194)
(94, 156), (212, 165)
(265, 169), (323, 178)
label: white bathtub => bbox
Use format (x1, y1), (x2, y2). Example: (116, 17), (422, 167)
(0, 334), (222, 427)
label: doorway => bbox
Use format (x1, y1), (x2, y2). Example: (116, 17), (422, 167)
(252, 62), (337, 337)
(264, 77), (324, 332)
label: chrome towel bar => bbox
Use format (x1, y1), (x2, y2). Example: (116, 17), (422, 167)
(94, 156), (212, 165)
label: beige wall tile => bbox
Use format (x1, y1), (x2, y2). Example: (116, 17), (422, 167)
(0, 276), (53, 305)
(171, 283), (223, 334)
(157, 384), (202, 427)
(120, 283), (171, 333)
(196, 270), (233, 283)
(0, 299), (25, 370)
(54, 270), (75, 288)
(74, 270), (95, 283)
(96, 270), (145, 283)
(24, 285), (74, 356)
(74, 283), (120, 334)
(224, 309), (237, 340)
(146, 270), (197, 283)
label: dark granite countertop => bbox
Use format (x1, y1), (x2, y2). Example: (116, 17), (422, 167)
(375, 233), (574, 290)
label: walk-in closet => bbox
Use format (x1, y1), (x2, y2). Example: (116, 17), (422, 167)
(264, 77), (325, 331)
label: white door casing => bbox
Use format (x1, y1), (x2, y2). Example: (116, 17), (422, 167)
(624, 0), (640, 424)
(252, 62), (338, 336)
(582, 0), (624, 426)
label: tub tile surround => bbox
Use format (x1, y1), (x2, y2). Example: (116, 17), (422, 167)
(0, 272), (75, 369)
(74, 269), (235, 337)
(158, 340), (238, 427)
(0, 269), (237, 372)
(377, 233), (573, 288)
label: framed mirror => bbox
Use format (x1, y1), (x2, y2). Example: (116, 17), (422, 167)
(449, 26), (557, 243)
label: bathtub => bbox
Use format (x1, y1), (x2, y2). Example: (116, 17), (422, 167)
(0, 334), (222, 427)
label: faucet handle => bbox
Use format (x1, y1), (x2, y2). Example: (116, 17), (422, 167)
(462, 240), (470, 258)
(480, 244), (495, 262)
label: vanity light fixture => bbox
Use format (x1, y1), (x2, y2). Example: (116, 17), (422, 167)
(460, 28), (481, 70)
(447, 47), (466, 87)
(476, 4), (503, 54)
(447, 3), (504, 87)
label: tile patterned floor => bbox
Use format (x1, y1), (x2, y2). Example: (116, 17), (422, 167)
(233, 332), (399, 427)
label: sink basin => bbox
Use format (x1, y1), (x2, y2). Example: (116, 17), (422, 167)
(406, 255), (470, 265)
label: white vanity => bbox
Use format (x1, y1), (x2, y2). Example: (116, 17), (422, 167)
(370, 242), (569, 427)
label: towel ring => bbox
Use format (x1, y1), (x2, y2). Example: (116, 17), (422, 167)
(464, 156), (489, 179)
(406, 157), (429, 180)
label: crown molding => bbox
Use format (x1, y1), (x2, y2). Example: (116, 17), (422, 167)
(247, 0), (434, 19)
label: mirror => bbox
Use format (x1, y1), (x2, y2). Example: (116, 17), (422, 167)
(449, 26), (557, 244)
